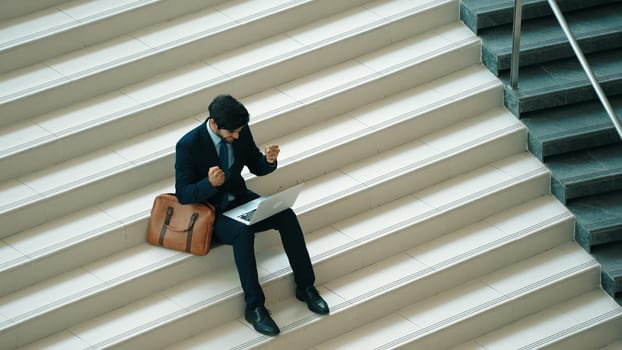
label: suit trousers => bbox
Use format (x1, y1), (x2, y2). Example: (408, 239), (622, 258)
(212, 207), (315, 309)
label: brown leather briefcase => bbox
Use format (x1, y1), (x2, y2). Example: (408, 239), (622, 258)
(147, 193), (215, 256)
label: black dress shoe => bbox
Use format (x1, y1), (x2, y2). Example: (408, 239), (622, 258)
(245, 305), (280, 336)
(296, 286), (330, 315)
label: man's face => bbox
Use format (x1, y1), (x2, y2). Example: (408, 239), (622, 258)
(218, 127), (243, 144)
(211, 119), (243, 144)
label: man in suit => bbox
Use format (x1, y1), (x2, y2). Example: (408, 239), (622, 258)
(175, 94), (329, 336)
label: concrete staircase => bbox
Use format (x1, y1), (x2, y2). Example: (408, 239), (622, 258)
(1, 1), (621, 349)
(460, 0), (622, 306)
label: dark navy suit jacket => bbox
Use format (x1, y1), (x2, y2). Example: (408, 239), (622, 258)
(175, 120), (276, 207)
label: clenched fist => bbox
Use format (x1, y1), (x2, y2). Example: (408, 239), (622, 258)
(265, 144), (280, 164)
(208, 166), (225, 187)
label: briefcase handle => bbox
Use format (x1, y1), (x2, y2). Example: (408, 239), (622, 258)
(159, 207), (199, 245)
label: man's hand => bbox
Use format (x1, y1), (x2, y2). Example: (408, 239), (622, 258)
(208, 166), (225, 187)
(265, 144), (280, 164)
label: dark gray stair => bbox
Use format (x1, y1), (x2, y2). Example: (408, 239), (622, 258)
(522, 95), (622, 160)
(547, 143), (622, 203)
(501, 48), (622, 116)
(568, 190), (622, 250)
(478, 3), (622, 75)
(460, 0), (622, 301)
(591, 241), (622, 299)
(460, 0), (621, 34)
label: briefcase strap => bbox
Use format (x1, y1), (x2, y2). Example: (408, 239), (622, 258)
(159, 207), (174, 245)
(159, 206), (200, 253)
(186, 213), (198, 252)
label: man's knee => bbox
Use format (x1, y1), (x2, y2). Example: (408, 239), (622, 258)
(232, 226), (254, 244)
(216, 222), (255, 247)
(276, 208), (297, 223)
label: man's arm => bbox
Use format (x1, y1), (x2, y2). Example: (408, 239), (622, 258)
(244, 129), (278, 176)
(174, 140), (218, 204)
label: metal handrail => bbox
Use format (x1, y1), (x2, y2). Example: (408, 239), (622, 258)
(510, 0), (522, 90)
(509, 0), (622, 139)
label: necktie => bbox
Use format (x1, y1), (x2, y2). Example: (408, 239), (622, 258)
(219, 140), (230, 209)
(219, 140), (230, 177)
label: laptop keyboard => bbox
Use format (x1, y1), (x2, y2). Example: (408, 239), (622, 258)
(238, 209), (256, 221)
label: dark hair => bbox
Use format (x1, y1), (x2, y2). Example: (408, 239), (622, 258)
(208, 94), (249, 130)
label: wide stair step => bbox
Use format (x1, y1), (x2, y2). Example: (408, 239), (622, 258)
(459, 0), (620, 34)
(522, 96), (622, 160)
(478, 2), (622, 75)
(14, 176), (563, 349)
(0, 0), (387, 126)
(501, 47), (622, 116)
(451, 289), (622, 350)
(0, 0), (462, 182)
(1, 105), (530, 348)
(547, 143), (622, 203)
(0, 67), (507, 297)
(591, 241), (622, 300)
(568, 190), (622, 250)
(313, 243), (621, 350)
(0, 0), (224, 74)
(0, 25), (481, 238)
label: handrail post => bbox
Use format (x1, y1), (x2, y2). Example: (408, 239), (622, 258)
(510, 0), (522, 90)
(547, 0), (622, 139)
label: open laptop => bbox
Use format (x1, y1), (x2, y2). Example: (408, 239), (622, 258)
(223, 183), (304, 225)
